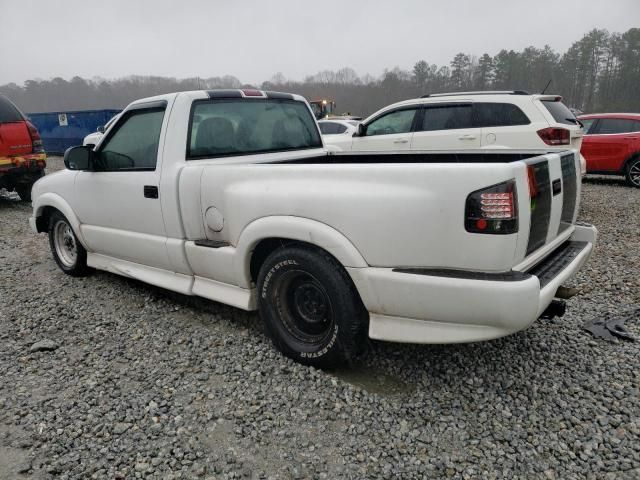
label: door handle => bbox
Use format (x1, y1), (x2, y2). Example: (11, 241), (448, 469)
(144, 185), (158, 199)
(458, 135), (477, 140)
(393, 139), (409, 144)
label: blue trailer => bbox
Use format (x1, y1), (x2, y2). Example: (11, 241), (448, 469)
(26, 109), (120, 154)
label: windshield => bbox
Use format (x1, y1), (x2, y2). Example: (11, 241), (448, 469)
(188, 99), (322, 158)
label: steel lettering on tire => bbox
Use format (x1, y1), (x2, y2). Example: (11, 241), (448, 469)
(261, 259), (299, 299)
(300, 325), (339, 358)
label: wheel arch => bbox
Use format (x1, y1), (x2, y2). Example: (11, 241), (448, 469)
(622, 151), (640, 173)
(33, 193), (89, 248)
(234, 216), (368, 289)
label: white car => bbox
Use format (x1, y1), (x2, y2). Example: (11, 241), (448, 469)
(318, 119), (359, 149)
(318, 119), (359, 135)
(30, 89), (596, 368)
(82, 113), (120, 147)
(324, 91), (587, 174)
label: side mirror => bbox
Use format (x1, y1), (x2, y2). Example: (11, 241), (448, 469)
(97, 125), (105, 133)
(64, 145), (92, 170)
(354, 123), (366, 137)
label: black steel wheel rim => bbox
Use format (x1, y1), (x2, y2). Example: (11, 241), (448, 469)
(274, 269), (334, 344)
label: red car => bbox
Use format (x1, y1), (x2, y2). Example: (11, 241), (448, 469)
(578, 113), (640, 188)
(0, 94), (47, 201)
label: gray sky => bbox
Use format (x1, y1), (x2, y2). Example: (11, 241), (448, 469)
(1, 0), (638, 85)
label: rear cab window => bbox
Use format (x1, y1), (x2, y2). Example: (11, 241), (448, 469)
(540, 99), (578, 126)
(0, 96), (24, 123)
(187, 98), (322, 158)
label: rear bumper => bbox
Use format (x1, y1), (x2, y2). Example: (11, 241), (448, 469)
(348, 224), (597, 344)
(0, 154), (46, 188)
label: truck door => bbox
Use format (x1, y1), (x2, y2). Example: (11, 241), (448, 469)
(410, 103), (481, 150)
(351, 107), (417, 151)
(73, 101), (173, 270)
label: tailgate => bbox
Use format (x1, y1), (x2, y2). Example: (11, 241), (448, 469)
(513, 150), (580, 267)
(0, 95), (31, 157)
(0, 122), (32, 157)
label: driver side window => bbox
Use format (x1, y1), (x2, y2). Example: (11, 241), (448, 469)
(365, 108), (416, 136)
(95, 108), (165, 171)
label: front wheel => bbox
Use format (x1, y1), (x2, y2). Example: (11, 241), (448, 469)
(257, 245), (367, 368)
(48, 211), (90, 276)
(625, 156), (640, 188)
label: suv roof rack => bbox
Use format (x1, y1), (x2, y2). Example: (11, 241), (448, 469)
(420, 90), (530, 98)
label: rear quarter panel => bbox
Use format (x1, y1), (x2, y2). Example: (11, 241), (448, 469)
(185, 161), (532, 272)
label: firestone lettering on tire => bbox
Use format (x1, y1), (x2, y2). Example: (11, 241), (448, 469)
(261, 259), (299, 299)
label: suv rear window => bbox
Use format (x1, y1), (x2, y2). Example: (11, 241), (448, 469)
(0, 95), (24, 123)
(188, 99), (322, 158)
(541, 100), (578, 126)
(473, 103), (530, 127)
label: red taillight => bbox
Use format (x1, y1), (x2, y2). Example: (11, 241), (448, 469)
(26, 121), (45, 153)
(465, 180), (518, 234)
(479, 192), (515, 219)
(242, 89), (264, 97)
(537, 127), (570, 146)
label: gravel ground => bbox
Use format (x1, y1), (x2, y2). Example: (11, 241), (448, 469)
(0, 157), (638, 480)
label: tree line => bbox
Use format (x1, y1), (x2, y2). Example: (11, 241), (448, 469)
(2, 28), (638, 117)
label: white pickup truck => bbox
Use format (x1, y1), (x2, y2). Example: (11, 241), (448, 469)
(30, 89), (597, 367)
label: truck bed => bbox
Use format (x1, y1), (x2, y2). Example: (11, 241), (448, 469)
(275, 149), (556, 164)
(181, 149), (581, 276)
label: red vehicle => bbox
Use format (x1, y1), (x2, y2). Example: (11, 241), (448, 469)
(0, 94), (47, 201)
(578, 113), (640, 188)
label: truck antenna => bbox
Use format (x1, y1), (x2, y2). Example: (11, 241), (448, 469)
(541, 79), (552, 95)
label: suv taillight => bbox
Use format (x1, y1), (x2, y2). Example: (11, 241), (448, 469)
(537, 127), (570, 146)
(26, 121), (44, 153)
(465, 180), (518, 234)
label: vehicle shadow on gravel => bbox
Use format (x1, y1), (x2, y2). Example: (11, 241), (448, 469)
(94, 271), (265, 333)
(582, 175), (628, 187)
(90, 269), (586, 401)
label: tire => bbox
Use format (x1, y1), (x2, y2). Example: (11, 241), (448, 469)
(15, 183), (33, 202)
(625, 156), (640, 188)
(257, 244), (367, 368)
(48, 211), (90, 276)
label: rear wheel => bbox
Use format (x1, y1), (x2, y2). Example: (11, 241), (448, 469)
(48, 211), (90, 276)
(625, 156), (640, 188)
(257, 244), (367, 368)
